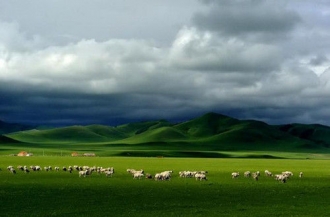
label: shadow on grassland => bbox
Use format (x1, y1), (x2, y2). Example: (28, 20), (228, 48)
(112, 151), (232, 158)
(111, 151), (287, 159)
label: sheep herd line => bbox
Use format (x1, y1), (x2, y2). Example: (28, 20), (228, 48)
(3, 164), (303, 183)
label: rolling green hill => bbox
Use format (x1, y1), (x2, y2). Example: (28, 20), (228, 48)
(2, 113), (330, 156)
(277, 124), (330, 148)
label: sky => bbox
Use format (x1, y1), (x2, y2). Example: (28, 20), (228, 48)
(1, 0), (330, 126)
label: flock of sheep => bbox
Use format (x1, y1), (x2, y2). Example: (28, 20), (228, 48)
(232, 170), (303, 183)
(4, 165), (208, 181)
(4, 165), (302, 183)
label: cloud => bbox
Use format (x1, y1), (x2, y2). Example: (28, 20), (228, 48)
(193, 0), (301, 40)
(169, 27), (281, 73)
(1, 1), (330, 126)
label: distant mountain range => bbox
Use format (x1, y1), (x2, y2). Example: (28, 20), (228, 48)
(2, 112), (330, 153)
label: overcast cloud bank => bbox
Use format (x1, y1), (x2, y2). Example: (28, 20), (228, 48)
(0, 0), (330, 126)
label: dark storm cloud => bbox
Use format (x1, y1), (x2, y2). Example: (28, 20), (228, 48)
(1, 1), (330, 126)
(193, 0), (301, 41)
(310, 55), (328, 66)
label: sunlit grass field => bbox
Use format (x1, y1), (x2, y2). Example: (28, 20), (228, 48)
(1, 156), (330, 216)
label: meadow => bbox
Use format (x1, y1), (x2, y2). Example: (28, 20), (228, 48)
(1, 156), (330, 216)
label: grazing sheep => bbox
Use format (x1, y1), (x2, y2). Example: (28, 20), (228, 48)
(244, 171), (251, 178)
(127, 169), (144, 176)
(252, 172), (259, 181)
(79, 170), (88, 177)
(62, 167), (67, 172)
(105, 170), (114, 177)
(10, 168), (16, 174)
(275, 174), (289, 183)
(54, 167), (60, 171)
(278, 175), (288, 183)
(231, 172), (239, 179)
(79, 169), (92, 177)
(23, 167), (30, 174)
(179, 171), (194, 178)
(133, 173), (144, 179)
(154, 173), (163, 181)
(265, 170), (273, 177)
(160, 171), (172, 180)
(282, 171), (293, 177)
(299, 172), (303, 178)
(195, 173), (207, 181)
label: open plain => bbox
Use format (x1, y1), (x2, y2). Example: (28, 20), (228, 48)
(1, 156), (330, 216)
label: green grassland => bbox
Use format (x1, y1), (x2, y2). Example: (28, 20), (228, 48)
(1, 156), (330, 216)
(2, 112), (330, 159)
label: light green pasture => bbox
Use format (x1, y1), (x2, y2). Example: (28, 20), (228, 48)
(0, 157), (330, 216)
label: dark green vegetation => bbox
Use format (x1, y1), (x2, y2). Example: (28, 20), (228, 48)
(1, 157), (330, 216)
(1, 112), (330, 158)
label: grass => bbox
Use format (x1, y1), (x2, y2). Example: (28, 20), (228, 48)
(1, 156), (330, 216)
(7, 112), (330, 154)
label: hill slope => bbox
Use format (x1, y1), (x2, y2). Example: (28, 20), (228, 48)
(277, 124), (330, 148)
(3, 113), (329, 153)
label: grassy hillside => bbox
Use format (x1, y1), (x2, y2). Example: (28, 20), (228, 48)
(277, 124), (330, 148)
(174, 112), (241, 137)
(2, 113), (330, 157)
(0, 135), (22, 144)
(7, 126), (110, 143)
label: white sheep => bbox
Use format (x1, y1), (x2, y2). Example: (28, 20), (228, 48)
(299, 172), (303, 178)
(265, 170), (273, 177)
(160, 171), (172, 180)
(195, 173), (207, 181)
(10, 168), (16, 174)
(79, 170), (88, 177)
(231, 172), (239, 179)
(154, 173), (163, 181)
(105, 170), (114, 177)
(252, 172), (259, 181)
(244, 171), (251, 178)
(282, 171), (293, 177)
(179, 171), (193, 178)
(274, 174), (289, 183)
(127, 169), (144, 176)
(23, 167), (30, 173)
(8, 167), (16, 174)
(133, 173), (144, 179)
